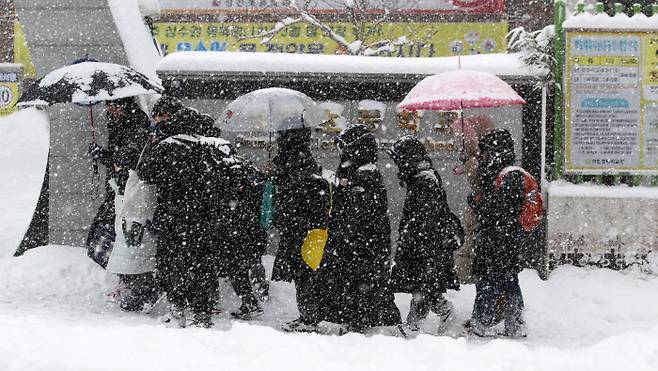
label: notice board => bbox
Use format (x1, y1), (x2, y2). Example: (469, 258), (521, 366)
(564, 31), (658, 174)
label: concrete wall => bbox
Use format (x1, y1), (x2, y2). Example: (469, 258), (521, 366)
(547, 188), (658, 270)
(16, 0), (128, 246)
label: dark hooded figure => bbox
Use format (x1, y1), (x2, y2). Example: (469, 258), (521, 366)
(469, 128), (527, 337)
(86, 98), (154, 311)
(136, 100), (259, 327)
(86, 97), (149, 267)
(388, 136), (463, 333)
(199, 112), (270, 305)
(270, 122), (331, 332)
(322, 124), (401, 333)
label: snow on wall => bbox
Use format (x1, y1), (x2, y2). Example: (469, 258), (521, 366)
(156, 51), (544, 78)
(0, 108), (49, 258)
(547, 181), (658, 267)
(563, 12), (658, 30)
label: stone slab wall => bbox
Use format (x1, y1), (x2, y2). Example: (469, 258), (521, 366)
(16, 0), (128, 246)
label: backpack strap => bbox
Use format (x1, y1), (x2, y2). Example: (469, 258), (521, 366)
(494, 166), (530, 191)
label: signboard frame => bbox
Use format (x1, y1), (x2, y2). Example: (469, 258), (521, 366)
(158, 0), (506, 15)
(153, 20), (508, 57)
(563, 28), (658, 175)
(0, 63), (21, 116)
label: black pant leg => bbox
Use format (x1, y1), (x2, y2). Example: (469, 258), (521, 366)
(294, 270), (326, 325)
(231, 263), (258, 306)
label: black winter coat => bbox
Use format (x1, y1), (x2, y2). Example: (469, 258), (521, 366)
(98, 106), (149, 191)
(391, 166), (463, 297)
(472, 130), (526, 278)
(322, 161), (401, 328)
(271, 147), (329, 282)
(138, 134), (234, 233)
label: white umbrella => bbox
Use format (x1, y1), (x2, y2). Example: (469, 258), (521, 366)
(217, 88), (327, 133)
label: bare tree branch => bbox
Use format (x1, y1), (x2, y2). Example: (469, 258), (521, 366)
(237, 0), (415, 56)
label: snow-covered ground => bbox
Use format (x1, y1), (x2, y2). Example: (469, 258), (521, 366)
(1, 246), (658, 371)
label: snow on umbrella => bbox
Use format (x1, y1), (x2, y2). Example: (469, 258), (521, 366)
(217, 87), (327, 133)
(18, 61), (163, 106)
(397, 69), (525, 111)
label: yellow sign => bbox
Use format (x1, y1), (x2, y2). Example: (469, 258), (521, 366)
(643, 35), (658, 102)
(153, 21), (508, 57)
(0, 70), (19, 115)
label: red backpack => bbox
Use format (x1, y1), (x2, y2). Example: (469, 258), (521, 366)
(494, 166), (544, 232)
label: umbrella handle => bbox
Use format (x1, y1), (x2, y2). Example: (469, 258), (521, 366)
(89, 105), (99, 175)
(460, 102), (465, 155)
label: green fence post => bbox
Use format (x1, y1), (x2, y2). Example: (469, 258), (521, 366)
(615, 3), (624, 14)
(553, 0), (567, 180)
(650, 5), (657, 186)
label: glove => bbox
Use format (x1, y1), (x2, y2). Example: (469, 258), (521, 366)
(122, 220), (145, 247)
(88, 143), (103, 161)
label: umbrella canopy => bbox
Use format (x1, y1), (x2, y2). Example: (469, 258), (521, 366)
(217, 88), (327, 133)
(18, 62), (163, 106)
(398, 69), (525, 111)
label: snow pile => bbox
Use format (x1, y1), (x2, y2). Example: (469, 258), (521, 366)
(156, 51), (545, 78)
(563, 12), (658, 29)
(1, 246), (658, 370)
(0, 108), (49, 258)
(549, 180), (658, 199)
(0, 246), (116, 311)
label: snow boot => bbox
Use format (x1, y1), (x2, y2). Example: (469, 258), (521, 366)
(164, 304), (187, 328)
(281, 318), (319, 333)
(230, 303), (264, 320)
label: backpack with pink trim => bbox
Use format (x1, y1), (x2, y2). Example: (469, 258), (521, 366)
(494, 166), (544, 232)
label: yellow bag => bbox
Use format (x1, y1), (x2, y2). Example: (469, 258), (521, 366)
(300, 182), (333, 270)
(301, 228), (328, 270)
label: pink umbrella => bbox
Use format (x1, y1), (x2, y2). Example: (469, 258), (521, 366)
(398, 69), (525, 111)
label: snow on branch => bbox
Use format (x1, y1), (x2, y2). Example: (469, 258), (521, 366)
(238, 0), (414, 56)
(507, 25), (556, 88)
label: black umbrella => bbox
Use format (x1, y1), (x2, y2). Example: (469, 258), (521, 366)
(18, 61), (163, 176)
(18, 61), (163, 106)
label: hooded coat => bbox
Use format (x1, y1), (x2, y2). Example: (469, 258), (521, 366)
(322, 125), (401, 330)
(99, 99), (149, 191)
(472, 129), (526, 278)
(271, 127), (330, 282)
(137, 107), (264, 312)
(388, 136), (463, 299)
(85, 99), (149, 266)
